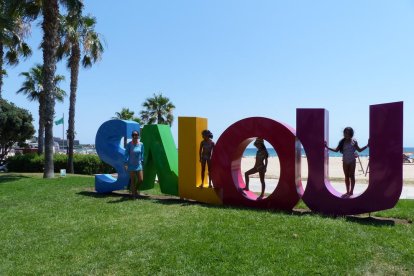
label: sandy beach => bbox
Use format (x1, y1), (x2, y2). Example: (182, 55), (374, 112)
(241, 156), (414, 183)
(240, 156), (414, 198)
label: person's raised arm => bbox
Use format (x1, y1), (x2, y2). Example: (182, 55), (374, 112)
(210, 142), (215, 159)
(355, 140), (369, 152)
(324, 141), (339, 152)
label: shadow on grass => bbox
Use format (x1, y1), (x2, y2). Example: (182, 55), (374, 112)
(78, 191), (167, 204)
(153, 198), (202, 207)
(290, 208), (399, 226)
(77, 190), (406, 226)
(344, 216), (396, 226)
(77, 191), (123, 198)
(0, 173), (31, 184)
(157, 198), (405, 226)
(78, 190), (210, 207)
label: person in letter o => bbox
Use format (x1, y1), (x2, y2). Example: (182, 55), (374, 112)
(244, 138), (269, 198)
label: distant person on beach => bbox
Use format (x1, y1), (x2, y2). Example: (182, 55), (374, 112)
(199, 130), (215, 188)
(244, 138), (269, 198)
(325, 127), (368, 198)
(124, 130), (144, 198)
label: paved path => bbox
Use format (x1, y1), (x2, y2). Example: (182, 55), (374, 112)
(248, 178), (414, 199)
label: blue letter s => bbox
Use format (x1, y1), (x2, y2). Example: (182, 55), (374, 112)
(95, 120), (140, 193)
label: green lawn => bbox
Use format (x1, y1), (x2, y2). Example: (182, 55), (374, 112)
(0, 173), (413, 275)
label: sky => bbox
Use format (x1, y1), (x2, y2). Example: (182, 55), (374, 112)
(3, 0), (414, 146)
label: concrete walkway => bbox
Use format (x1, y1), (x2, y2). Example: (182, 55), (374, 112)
(248, 178), (414, 199)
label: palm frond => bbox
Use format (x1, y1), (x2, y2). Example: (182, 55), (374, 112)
(56, 40), (71, 62)
(5, 50), (18, 66)
(140, 93), (176, 126)
(54, 87), (67, 102)
(24, 1), (42, 20)
(16, 64), (66, 104)
(1, 0), (33, 68)
(19, 42), (32, 58)
(81, 55), (92, 68)
(112, 108), (135, 120)
(59, 0), (83, 15)
(58, 10), (104, 71)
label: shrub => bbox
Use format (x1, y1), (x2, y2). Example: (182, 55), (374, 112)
(6, 153), (43, 172)
(6, 153), (115, 175)
(73, 154), (115, 175)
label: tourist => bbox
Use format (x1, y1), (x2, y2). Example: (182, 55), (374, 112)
(199, 130), (215, 188)
(124, 130), (144, 198)
(325, 127), (368, 197)
(244, 138), (268, 198)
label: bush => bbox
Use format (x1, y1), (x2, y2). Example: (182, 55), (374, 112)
(73, 154), (115, 175)
(6, 154), (115, 175)
(6, 153), (43, 172)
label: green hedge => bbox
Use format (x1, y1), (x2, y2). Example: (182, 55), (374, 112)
(7, 153), (115, 175)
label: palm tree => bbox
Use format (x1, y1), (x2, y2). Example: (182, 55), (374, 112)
(0, 0), (32, 98)
(140, 93), (176, 126)
(41, 0), (61, 178)
(112, 108), (135, 120)
(57, 10), (104, 174)
(16, 64), (66, 155)
(23, 0), (82, 178)
(113, 108), (142, 147)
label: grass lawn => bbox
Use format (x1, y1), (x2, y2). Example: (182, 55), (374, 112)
(1, 173), (413, 275)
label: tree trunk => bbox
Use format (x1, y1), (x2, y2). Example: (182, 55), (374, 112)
(157, 112), (162, 124)
(0, 42), (4, 99)
(42, 0), (59, 178)
(67, 43), (80, 174)
(37, 94), (45, 155)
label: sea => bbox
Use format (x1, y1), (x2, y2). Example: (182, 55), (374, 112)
(74, 146), (414, 158)
(243, 147), (414, 158)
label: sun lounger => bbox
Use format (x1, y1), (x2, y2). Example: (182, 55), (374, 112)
(403, 153), (414, 164)
(355, 153), (365, 174)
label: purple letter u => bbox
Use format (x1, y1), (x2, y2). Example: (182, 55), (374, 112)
(297, 102), (403, 216)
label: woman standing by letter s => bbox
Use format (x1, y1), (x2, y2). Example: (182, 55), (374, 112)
(124, 130), (144, 198)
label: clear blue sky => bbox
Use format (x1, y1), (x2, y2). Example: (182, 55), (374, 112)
(4, 0), (414, 146)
